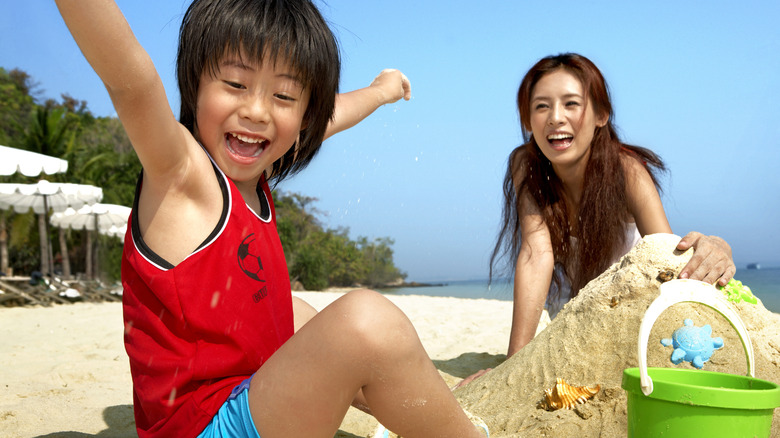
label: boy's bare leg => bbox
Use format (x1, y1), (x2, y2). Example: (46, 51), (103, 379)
(291, 294), (372, 414)
(291, 295), (318, 333)
(249, 289), (483, 438)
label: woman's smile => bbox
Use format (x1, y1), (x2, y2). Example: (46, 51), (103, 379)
(546, 131), (574, 151)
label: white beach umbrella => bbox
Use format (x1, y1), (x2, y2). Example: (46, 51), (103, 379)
(0, 181), (102, 276)
(0, 180), (102, 214)
(50, 203), (131, 232)
(50, 203), (129, 279)
(102, 225), (127, 241)
(0, 145), (70, 276)
(0, 144), (69, 177)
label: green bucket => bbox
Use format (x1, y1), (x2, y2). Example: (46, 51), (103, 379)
(623, 368), (780, 437)
(622, 279), (780, 438)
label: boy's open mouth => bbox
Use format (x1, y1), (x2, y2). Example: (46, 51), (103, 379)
(547, 132), (573, 149)
(226, 132), (268, 158)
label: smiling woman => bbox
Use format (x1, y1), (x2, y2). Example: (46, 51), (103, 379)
(528, 70), (607, 172)
(488, 53), (736, 359)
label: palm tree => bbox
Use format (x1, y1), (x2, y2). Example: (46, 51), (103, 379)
(19, 106), (77, 276)
(25, 106), (76, 160)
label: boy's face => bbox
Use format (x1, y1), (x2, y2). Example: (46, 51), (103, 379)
(195, 54), (310, 186)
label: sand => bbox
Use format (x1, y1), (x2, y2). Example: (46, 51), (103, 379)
(0, 289), (525, 437)
(2, 233), (778, 437)
(454, 234), (780, 437)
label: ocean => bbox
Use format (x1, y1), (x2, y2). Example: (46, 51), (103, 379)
(380, 268), (780, 313)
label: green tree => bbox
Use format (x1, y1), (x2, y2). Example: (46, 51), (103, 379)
(288, 234), (329, 291)
(274, 191), (322, 263)
(15, 105), (80, 276)
(292, 227), (368, 289)
(320, 227), (366, 286)
(274, 190), (406, 290)
(357, 236), (407, 287)
(70, 116), (139, 206)
(63, 115), (136, 281)
(0, 68), (127, 281)
(23, 106), (78, 164)
(0, 67), (36, 146)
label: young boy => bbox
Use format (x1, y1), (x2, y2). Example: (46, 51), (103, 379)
(56, 0), (487, 437)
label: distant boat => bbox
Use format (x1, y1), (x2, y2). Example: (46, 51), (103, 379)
(746, 263), (761, 270)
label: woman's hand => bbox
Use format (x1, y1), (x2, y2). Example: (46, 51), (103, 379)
(677, 232), (736, 286)
(453, 368), (492, 389)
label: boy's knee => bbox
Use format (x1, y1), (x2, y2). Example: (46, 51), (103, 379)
(338, 290), (417, 354)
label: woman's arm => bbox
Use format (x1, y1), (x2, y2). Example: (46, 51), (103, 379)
(624, 156), (735, 285)
(507, 192), (555, 357)
(624, 156), (672, 235)
(324, 69), (411, 140)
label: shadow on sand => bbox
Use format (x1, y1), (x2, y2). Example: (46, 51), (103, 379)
(33, 405), (136, 438)
(28, 358), (502, 438)
(31, 404), (368, 438)
(433, 352), (506, 379)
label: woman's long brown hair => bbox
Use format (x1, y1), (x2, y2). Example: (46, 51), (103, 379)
(490, 53), (666, 302)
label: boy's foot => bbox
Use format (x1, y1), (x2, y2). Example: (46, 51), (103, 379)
(464, 408), (490, 437)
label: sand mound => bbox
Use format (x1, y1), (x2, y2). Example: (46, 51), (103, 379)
(455, 233), (780, 437)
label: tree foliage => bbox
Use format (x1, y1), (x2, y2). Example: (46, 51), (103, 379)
(1, 67), (406, 289)
(0, 67), (36, 146)
(275, 191), (406, 290)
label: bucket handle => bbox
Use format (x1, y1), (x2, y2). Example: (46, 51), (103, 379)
(638, 279), (755, 396)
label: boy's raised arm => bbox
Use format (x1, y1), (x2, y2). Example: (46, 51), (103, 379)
(324, 69), (411, 140)
(55, 0), (188, 176)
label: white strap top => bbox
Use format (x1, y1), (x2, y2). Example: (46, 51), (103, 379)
(545, 222), (641, 319)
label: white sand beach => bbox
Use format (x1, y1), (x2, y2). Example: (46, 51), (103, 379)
(0, 290), (522, 437)
(3, 235), (779, 437)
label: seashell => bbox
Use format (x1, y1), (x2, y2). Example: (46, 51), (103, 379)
(657, 270), (675, 282)
(538, 378), (600, 411)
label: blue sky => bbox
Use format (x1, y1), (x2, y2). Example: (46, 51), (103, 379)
(2, 1), (779, 281)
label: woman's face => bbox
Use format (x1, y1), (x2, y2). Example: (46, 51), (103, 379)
(529, 69), (607, 173)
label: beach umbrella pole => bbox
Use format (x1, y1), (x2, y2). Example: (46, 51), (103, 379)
(37, 213), (49, 277)
(44, 194), (55, 278)
(93, 214), (100, 280)
(0, 210), (8, 275)
(86, 228), (93, 280)
(58, 227), (71, 278)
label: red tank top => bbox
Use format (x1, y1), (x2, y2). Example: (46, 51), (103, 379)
(121, 163), (293, 437)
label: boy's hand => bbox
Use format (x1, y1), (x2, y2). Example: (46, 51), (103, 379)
(323, 69), (411, 140)
(370, 68), (411, 104)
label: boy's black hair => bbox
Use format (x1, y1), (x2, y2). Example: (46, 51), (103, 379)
(177, 0), (340, 182)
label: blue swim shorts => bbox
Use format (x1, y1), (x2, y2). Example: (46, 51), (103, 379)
(197, 377), (261, 438)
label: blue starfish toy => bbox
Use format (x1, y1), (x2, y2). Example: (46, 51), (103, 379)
(660, 319), (724, 369)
